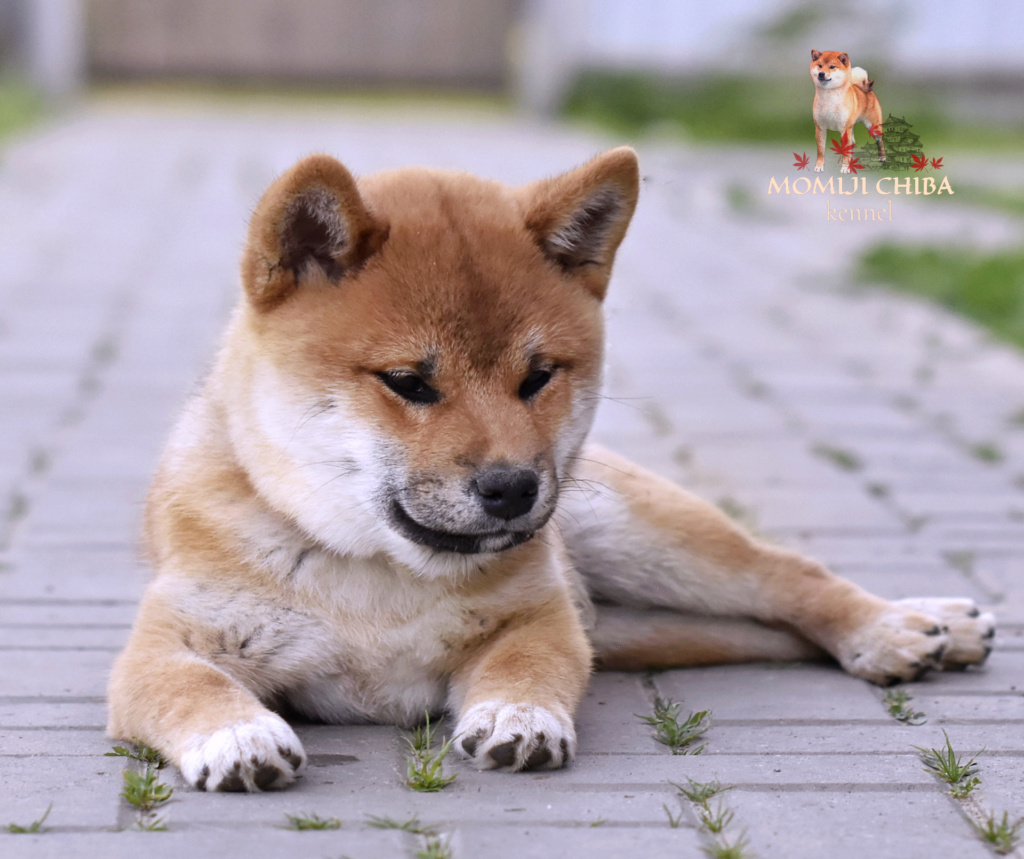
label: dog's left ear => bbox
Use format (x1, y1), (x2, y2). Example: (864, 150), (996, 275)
(519, 147), (639, 300)
(838, 52), (850, 66)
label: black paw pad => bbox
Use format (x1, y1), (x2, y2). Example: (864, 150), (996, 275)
(488, 734), (522, 768)
(883, 674), (902, 687)
(461, 734), (481, 757)
(254, 763), (281, 790)
(217, 766), (246, 792)
(924, 625), (943, 637)
(195, 764), (210, 791)
(525, 736), (551, 770)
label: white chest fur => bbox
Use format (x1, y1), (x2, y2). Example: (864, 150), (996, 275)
(814, 87), (852, 132)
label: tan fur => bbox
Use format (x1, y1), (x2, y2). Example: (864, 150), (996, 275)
(108, 149), (993, 792)
(810, 49), (886, 172)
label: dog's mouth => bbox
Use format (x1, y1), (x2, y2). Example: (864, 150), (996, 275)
(388, 501), (538, 555)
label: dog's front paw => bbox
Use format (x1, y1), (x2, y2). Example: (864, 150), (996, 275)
(179, 712), (306, 792)
(894, 598), (995, 669)
(836, 604), (953, 686)
(455, 701), (575, 771)
(840, 164), (851, 174)
(814, 163), (824, 172)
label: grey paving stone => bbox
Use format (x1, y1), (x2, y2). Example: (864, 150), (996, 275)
(910, 693), (1024, 723)
(1, 756), (124, 830)
(0, 649), (113, 697)
(0, 600), (138, 627)
(575, 672), (659, 755)
(0, 829), (409, 859)
(652, 663), (886, 721)
(0, 546), (149, 601)
(535, 752), (936, 787)
(456, 825), (705, 858)
(727, 788), (991, 859)
(0, 700), (108, 729)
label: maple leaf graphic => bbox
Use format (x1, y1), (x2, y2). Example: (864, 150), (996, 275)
(830, 132), (856, 167)
(868, 124), (884, 139)
(847, 157), (865, 174)
(911, 153), (929, 172)
(930, 157), (944, 170)
(793, 152), (810, 170)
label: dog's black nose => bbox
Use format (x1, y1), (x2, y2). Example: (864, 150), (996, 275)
(473, 467), (539, 520)
(818, 72), (827, 80)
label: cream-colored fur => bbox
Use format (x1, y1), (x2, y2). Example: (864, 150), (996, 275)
(108, 149), (993, 792)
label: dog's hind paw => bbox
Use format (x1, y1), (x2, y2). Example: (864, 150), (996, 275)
(894, 598), (995, 669)
(455, 701), (576, 772)
(179, 712), (306, 792)
(835, 603), (954, 686)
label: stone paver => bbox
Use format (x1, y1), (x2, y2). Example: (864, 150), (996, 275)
(1, 95), (1022, 857)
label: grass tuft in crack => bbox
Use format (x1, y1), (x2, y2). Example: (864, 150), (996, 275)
(638, 698), (710, 754)
(701, 831), (751, 859)
(405, 713), (457, 792)
(106, 744), (166, 768)
(671, 777), (732, 804)
(366, 814), (435, 834)
(883, 689), (926, 725)
(700, 802), (735, 834)
(282, 811), (341, 830)
(121, 769), (172, 812)
(663, 804), (686, 828)
(416, 833), (453, 859)
(7, 803), (52, 834)
(915, 730), (983, 789)
(812, 443), (863, 472)
(973, 811), (1023, 855)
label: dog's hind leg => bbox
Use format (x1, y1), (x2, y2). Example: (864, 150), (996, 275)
(590, 606), (825, 670)
(560, 445), (994, 684)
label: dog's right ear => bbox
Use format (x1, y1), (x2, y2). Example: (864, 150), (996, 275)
(241, 155), (389, 311)
(811, 49), (821, 61)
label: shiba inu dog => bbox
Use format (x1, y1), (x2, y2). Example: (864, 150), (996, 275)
(107, 149), (994, 792)
(810, 49), (886, 172)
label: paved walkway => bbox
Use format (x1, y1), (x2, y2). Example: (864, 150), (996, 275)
(1, 94), (1022, 858)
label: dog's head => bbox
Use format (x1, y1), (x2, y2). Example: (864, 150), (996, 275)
(225, 150), (639, 577)
(810, 50), (851, 89)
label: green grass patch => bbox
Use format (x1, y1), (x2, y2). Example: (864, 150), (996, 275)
(282, 811), (341, 831)
(0, 79), (43, 143)
(858, 243), (1024, 351)
(561, 71), (1024, 151)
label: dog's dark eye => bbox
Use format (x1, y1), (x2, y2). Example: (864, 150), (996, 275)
(830, 65), (835, 69)
(378, 372), (440, 405)
(519, 369), (553, 401)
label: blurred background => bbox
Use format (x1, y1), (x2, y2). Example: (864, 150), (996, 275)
(4, 0), (1021, 345)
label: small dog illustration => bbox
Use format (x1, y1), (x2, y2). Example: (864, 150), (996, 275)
(810, 50), (886, 172)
